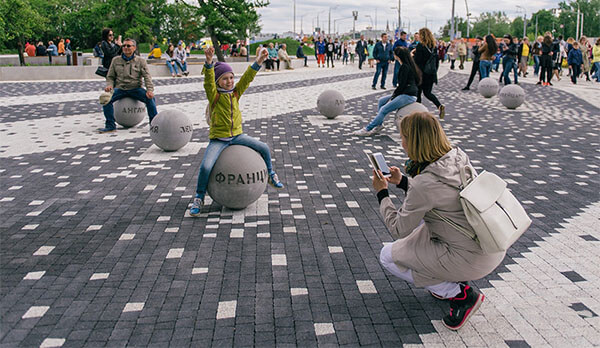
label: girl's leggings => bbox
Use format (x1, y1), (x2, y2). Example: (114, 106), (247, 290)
(317, 54), (325, 65)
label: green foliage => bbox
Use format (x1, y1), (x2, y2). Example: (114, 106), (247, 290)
(249, 38), (314, 56)
(557, 0), (600, 38)
(0, 0), (47, 48)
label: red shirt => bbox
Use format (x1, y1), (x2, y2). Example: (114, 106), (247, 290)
(25, 44), (36, 57)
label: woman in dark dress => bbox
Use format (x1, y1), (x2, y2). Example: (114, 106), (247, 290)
(414, 28), (445, 119)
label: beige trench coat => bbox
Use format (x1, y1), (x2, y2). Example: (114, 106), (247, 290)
(379, 147), (506, 286)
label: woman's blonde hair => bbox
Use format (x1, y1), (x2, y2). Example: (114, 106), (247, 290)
(418, 28), (436, 49)
(399, 112), (452, 163)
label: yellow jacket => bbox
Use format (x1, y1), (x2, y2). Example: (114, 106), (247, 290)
(148, 47), (162, 59)
(592, 45), (600, 63)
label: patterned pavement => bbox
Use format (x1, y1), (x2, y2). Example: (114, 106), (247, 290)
(1, 62), (599, 347)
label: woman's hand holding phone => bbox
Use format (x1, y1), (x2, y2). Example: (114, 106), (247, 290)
(387, 166), (403, 185)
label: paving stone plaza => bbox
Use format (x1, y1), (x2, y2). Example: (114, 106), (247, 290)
(1, 63), (599, 347)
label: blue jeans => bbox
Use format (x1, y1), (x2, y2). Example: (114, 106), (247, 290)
(366, 94), (417, 131)
(372, 61), (389, 88)
(166, 61), (179, 74)
(479, 60), (492, 79)
(392, 61), (401, 86)
(176, 61), (187, 72)
(196, 134), (274, 199)
(102, 88), (157, 129)
(533, 55), (540, 75)
(502, 57), (517, 84)
(594, 62), (600, 82)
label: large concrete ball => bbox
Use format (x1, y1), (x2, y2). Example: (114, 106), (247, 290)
(149, 110), (193, 151)
(498, 84), (525, 109)
(317, 90), (345, 119)
(114, 98), (146, 128)
(478, 77), (499, 98)
(207, 145), (268, 210)
(394, 102), (428, 124)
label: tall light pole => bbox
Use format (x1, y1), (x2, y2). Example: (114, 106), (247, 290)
(464, 0), (470, 38)
(450, 0), (456, 40)
(575, 2), (580, 40)
(293, 0), (296, 36)
(328, 5), (339, 36)
(397, 0), (401, 31)
(516, 5), (527, 38)
(421, 15), (429, 29)
(352, 11), (358, 40)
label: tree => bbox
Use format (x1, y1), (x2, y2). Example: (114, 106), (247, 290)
(469, 12), (511, 38)
(558, 0), (600, 38)
(179, 0), (269, 62)
(530, 9), (559, 37)
(0, 0), (47, 65)
(161, 2), (204, 43)
(439, 17), (469, 38)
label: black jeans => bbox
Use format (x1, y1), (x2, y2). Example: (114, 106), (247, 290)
(326, 54), (334, 67)
(539, 55), (553, 83)
(465, 60), (481, 88)
(570, 64), (581, 83)
(417, 74), (441, 108)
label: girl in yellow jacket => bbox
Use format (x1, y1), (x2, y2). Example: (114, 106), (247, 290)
(190, 47), (283, 216)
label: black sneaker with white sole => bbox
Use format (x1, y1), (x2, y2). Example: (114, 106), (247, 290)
(442, 284), (484, 330)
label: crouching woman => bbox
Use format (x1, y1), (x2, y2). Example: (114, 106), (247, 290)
(372, 112), (505, 330)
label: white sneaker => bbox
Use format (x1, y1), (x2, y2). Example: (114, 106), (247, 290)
(370, 125), (384, 135)
(352, 128), (372, 136)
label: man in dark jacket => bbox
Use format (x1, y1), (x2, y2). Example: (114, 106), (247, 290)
(296, 43), (308, 67)
(372, 33), (393, 90)
(355, 35), (368, 69)
(392, 31), (409, 86)
(462, 36), (483, 90)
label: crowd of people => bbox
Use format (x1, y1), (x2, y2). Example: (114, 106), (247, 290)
(24, 39), (73, 64)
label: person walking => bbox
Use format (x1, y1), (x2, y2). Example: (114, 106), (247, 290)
(457, 38), (467, 69)
(351, 47), (420, 136)
(500, 34), (518, 85)
(392, 31), (410, 87)
(568, 42), (583, 84)
(592, 38), (600, 82)
(579, 37), (591, 82)
(537, 33), (554, 86)
(414, 28), (445, 119)
(367, 40), (375, 68)
(356, 35), (368, 69)
(447, 40), (457, 70)
(518, 37), (530, 77)
(372, 111), (505, 331)
(478, 35), (497, 79)
(326, 38), (335, 68)
(372, 33), (393, 90)
(532, 36), (543, 77)
(462, 36), (483, 90)
(316, 37), (326, 68)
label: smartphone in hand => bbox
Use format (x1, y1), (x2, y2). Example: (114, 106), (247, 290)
(368, 152), (391, 178)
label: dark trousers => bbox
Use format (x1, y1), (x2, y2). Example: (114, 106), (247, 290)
(297, 55), (307, 66)
(102, 88), (157, 129)
(358, 53), (366, 69)
(465, 60), (481, 88)
(392, 61), (401, 87)
(570, 64), (581, 83)
(326, 54), (334, 67)
(417, 74), (441, 108)
(372, 62), (389, 88)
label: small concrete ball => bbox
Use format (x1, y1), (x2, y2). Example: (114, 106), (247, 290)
(317, 90), (345, 119)
(114, 98), (146, 128)
(207, 145), (268, 210)
(478, 77), (499, 98)
(149, 110), (193, 151)
(498, 84), (525, 109)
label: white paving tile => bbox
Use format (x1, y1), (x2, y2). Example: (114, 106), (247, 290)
(314, 323), (335, 336)
(23, 271), (45, 280)
(33, 246), (55, 256)
(356, 280), (377, 294)
(272, 254), (287, 266)
(22, 306), (49, 319)
(216, 300), (237, 319)
(39, 338), (66, 348)
(166, 248), (184, 259)
(90, 273), (109, 280)
(123, 302), (144, 312)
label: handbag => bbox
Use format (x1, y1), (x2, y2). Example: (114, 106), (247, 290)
(432, 165), (531, 254)
(95, 66), (108, 77)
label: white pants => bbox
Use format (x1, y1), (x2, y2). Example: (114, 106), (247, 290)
(379, 243), (461, 299)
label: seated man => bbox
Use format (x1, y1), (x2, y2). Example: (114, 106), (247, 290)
(99, 38), (157, 133)
(296, 43), (308, 67)
(147, 43), (162, 59)
(278, 44), (294, 70)
(174, 42), (189, 76)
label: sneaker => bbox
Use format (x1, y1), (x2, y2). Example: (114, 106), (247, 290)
(380, 86), (386, 90)
(430, 291), (449, 300)
(462, 87), (470, 91)
(189, 197), (204, 216)
(268, 171), (284, 189)
(439, 105), (446, 120)
(183, 71), (189, 76)
(548, 82), (553, 86)
(442, 284), (485, 331)
(370, 125), (384, 135)
(98, 127), (116, 133)
(372, 86), (377, 90)
(352, 128), (372, 136)
(536, 81), (542, 85)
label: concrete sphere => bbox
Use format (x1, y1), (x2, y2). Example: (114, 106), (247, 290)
(114, 98), (146, 128)
(478, 77), (499, 98)
(149, 110), (193, 152)
(498, 84), (525, 109)
(394, 102), (428, 124)
(207, 145), (268, 210)
(317, 90), (345, 119)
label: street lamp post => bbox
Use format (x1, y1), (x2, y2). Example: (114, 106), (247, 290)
(450, 0), (456, 40)
(516, 5), (527, 38)
(464, 0), (470, 38)
(293, 0), (296, 36)
(352, 11), (358, 40)
(365, 15), (374, 28)
(575, 2), (580, 40)
(328, 5), (339, 36)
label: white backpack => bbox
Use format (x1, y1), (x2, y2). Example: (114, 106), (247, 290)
(433, 165), (531, 254)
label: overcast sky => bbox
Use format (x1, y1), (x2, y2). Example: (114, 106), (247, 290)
(257, 0), (562, 35)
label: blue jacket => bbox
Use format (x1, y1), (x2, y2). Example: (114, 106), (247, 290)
(316, 41), (326, 54)
(393, 39), (409, 49)
(568, 48), (583, 65)
(296, 46), (306, 58)
(373, 41), (393, 62)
